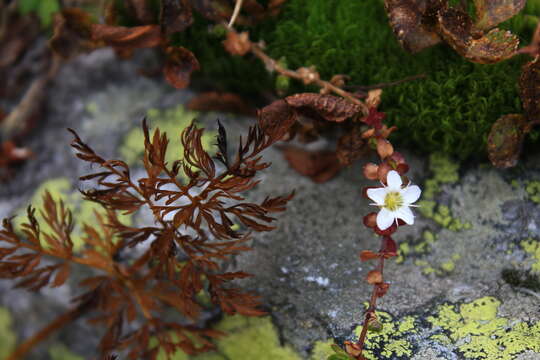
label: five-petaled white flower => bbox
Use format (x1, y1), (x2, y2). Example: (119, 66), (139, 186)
(367, 170), (421, 230)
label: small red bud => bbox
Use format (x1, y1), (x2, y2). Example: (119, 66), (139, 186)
(363, 163), (379, 180)
(376, 138), (394, 159)
(363, 212), (377, 228)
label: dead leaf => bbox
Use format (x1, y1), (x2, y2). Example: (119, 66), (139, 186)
(222, 31), (251, 56)
(285, 93), (362, 122)
(487, 114), (527, 168)
(519, 56), (540, 123)
(281, 146), (342, 183)
(437, 6), (475, 55)
(0, 13), (40, 68)
(49, 8), (96, 59)
(91, 24), (162, 50)
(384, 0), (442, 53)
(336, 127), (367, 165)
(126, 0), (155, 24)
(160, 0), (193, 35)
(163, 46), (200, 89)
(474, 0), (526, 31)
(464, 28), (519, 64)
(258, 100), (298, 141)
(187, 92), (256, 116)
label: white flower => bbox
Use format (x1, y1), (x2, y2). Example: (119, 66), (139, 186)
(366, 170), (421, 230)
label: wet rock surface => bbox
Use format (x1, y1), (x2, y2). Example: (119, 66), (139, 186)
(1, 49), (540, 360)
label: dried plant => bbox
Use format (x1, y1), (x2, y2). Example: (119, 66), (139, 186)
(0, 116), (293, 359)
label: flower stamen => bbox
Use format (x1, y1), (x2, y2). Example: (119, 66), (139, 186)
(383, 191), (403, 211)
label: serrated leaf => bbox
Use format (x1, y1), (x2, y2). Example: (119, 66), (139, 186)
(474, 0), (526, 31)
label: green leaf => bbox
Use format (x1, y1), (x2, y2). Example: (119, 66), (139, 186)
(18, 0), (60, 27)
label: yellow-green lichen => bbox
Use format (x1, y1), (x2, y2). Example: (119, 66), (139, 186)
(417, 153), (471, 231)
(352, 311), (416, 359)
(0, 307), (16, 360)
(310, 339), (337, 360)
(521, 238), (540, 273)
(14, 178), (131, 251)
(49, 344), (85, 360)
(526, 181), (540, 204)
(120, 105), (215, 172)
(158, 315), (301, 360)
(427, 296), (540, 359)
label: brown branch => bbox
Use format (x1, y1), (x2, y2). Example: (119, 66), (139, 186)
(6, 302), (91, 360)
(228, 0), (245, 28)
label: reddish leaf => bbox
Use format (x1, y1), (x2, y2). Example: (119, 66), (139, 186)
(474, 0), (526, 31)
(187, 92), (256, 116)
(160, 0), (193, 35)
(285, 93), (362, 122)
(381, 236), (398, 258)
(487, 114), (527, 168)
(375, 282), (390, 298)
(163, 46), (200, 89)
(49, 8), (96, 59)
(366, 270), (383, 284)
(91, 24), (162, 50)
(362, 107), (386, 130)
(281, 146), (342, 183)
(222, 31), (252, 56)
(359, 250), (379, 261)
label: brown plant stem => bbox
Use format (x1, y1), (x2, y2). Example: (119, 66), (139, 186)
(228, 0), (244, 28)
(355, 239), (386, 359)
(6, 302), (90, 360)
(248, 44), (369, 115)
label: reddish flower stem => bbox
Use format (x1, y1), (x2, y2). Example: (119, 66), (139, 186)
(354, 237), (386, 359)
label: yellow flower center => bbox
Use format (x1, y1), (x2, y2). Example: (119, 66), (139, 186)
(384, 191), (403, 211)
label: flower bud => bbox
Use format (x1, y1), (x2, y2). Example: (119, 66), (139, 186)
(363, 163), (379, 180)
(363, 212), (377, 228)
(377, 162), (392, 183)
(377, 138), (394, 159)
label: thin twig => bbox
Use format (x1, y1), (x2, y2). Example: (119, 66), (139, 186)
(346, 74), (427, 92)
(228, 0), (244, 28)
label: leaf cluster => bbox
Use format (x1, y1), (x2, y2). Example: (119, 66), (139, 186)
(0, 116), (293, 359)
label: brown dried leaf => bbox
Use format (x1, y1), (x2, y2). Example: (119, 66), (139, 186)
(474, 0), (526, 31)
(126, 0), (155, 24)
(49, 8), (96, 59)
(0, 141), (32, 169)
(258, 100), (298, 141)
(51, 263), (70, 287)
(0, 13), (40, 68)
(187, 92), (256, 116)
(366, 270), (383, 284)
(160, 0), (193, 35)
(163, 46), (200, 89)
(222, 31), (252, 56)
(487, 114), (527, 168)
(285, 93), (361, 122)
(464, 28), (519, 64)
(91, 24), (162, 50)
(384, 0), (442, 53)
(437, 6), (475, 55)
(336, 127), (367, 165)
(359, 250), (379, 261)
(281, 146), (342, 183)
(519, 56), (540, 123)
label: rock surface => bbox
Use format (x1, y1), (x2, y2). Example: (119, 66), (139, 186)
(1, 48), (540, 360)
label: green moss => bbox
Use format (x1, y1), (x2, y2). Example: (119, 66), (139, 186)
(14, 178), (131, 251)
(120, 105), (215, 176)
(0, 307), (16, 360)
(18, 0), (60, 27)
(265, 0), (540, 158)
(310, 339), (337, 360)
(49, 344), (85, 360)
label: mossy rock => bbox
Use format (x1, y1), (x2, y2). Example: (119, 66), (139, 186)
(177, 0), (540, 159)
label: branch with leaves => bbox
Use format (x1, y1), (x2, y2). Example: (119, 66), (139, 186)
(1, 114), (293, 359)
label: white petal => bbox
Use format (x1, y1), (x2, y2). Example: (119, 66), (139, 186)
(367, 187), (387, 205)
(386, 170), (402, 190)
(376, 208), (394, 230)
(402, 185), (421, 204)
(396, 206), (414, 225)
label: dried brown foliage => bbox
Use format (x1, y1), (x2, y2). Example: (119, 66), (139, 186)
(385, 0), (523, 63)
(1, 116), (293, 359)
